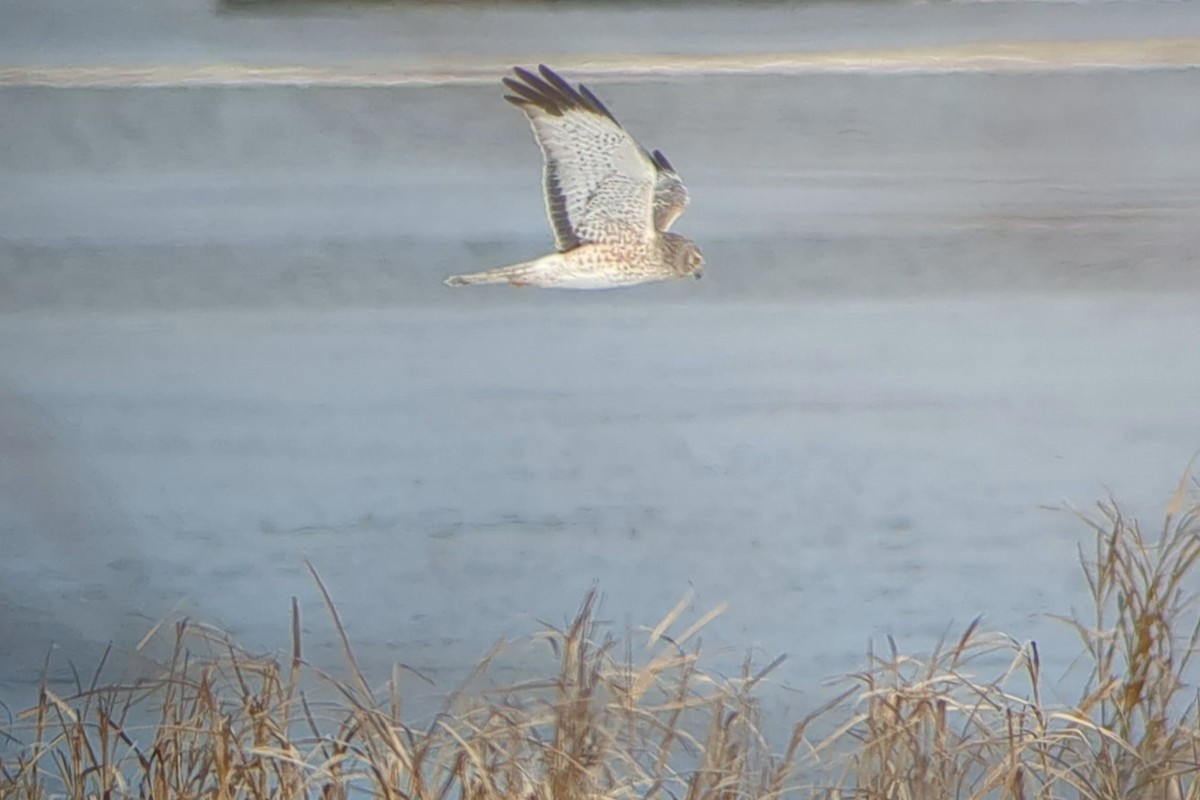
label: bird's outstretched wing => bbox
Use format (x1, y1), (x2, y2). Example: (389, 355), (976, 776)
(504, 65), (685, 251)
(650, 149), (689, 232)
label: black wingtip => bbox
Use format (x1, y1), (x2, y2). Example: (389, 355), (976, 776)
(504, 70), (566, 115)
(503, 64), (620, 125)
(577, 84), (617, 124)
(538, 64), (583, 100)
(503, 76), (550, 105)
(652, 149), (675, 172)
(512, 65), (539, 83)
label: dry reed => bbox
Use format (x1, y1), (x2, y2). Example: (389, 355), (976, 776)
(2, 481), (1198, 799)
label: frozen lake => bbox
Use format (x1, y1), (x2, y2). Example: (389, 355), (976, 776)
(3, 297), (1200, 713)
(2, 0), (1200, 726)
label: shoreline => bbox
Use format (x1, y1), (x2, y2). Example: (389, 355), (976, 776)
(5, 37), (1200, 87)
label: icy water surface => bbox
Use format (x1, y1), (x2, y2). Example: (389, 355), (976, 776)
(4, 295), (1199, 723)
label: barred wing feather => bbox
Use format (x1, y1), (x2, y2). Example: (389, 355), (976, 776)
(650, 149), (690, 233)
(503, 66), (681, 250)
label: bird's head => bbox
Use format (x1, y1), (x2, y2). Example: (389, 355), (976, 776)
(685, 243), (705, 280)
(665, 233), (705, 280)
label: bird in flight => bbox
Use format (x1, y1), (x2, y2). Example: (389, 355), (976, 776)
(445, 65), (703, 289)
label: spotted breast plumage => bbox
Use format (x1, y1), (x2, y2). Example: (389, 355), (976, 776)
(444, 65), (704, 290)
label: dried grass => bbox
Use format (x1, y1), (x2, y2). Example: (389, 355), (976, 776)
(2, 481), (1198, 799)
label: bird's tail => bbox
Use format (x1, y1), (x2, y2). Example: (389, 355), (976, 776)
(444, 259), (546, 288)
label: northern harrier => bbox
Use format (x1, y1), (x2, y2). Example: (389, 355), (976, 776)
(444, 65), (704, 289)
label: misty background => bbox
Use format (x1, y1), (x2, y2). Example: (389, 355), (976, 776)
(2, 0), (1199, 725)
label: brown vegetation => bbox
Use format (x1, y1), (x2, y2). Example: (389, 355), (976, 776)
(2, 481), (1198, 799)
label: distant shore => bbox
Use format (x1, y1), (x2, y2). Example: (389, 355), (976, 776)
(4, 37), (1200, 87)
